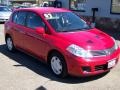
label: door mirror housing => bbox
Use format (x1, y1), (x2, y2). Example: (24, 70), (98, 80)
(35, 27), (45, 34)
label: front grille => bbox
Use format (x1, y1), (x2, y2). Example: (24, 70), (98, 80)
(90, 45), (116, 57)
(95, 64), (107, 71)
(82, 66), (91, 72)
(91, 50), (107, 56)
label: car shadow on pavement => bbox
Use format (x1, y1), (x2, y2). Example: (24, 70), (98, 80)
(0, 44), (109, 84)
(0, 22), (5, 24)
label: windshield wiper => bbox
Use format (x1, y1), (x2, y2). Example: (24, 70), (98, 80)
(61, 30), (70, 32)
(57, 27), (91, 32)
(57, 29), (69, 32)
(71, 27), (91, 31)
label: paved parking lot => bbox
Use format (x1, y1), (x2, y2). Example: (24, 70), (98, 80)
(0, 23), (120, 90)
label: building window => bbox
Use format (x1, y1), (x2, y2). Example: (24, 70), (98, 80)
(70, 0), (87, 11)
(111, 0), (120, 14)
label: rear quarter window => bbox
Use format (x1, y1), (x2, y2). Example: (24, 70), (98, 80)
(12, 11), (27, 26)
(12, 12), (18, 23)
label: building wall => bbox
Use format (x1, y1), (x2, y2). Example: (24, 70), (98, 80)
(80, 0), (120, 19)
(59, 0), (120, 31)
(58, 0), (69, 9)
(78, 0), (120, 31)
(59, 0), (120, 19)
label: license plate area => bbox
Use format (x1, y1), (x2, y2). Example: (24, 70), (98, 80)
(108, 59), (116, 68)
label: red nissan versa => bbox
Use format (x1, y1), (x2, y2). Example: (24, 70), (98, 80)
(4, 7), (119, 78)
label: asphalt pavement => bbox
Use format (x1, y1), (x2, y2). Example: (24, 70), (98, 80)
(0, 24), (120, 90)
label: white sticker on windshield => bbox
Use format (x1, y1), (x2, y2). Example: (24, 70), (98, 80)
(44, 13), (59, 20)
(44, 14), (52, 19)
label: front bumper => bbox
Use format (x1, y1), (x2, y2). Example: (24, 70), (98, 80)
(65, 48), (120, 77)
(0, 19), (8, 22)
(0, 17), (9, 22)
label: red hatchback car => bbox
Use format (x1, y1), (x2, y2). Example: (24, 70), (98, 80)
(4, 7), (119, 78)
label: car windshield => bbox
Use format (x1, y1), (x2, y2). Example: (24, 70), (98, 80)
(0, 6), (11, 11)
(44, 12), (90, 32)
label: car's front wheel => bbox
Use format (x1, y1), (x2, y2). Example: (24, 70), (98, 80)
(49, 52), (68, 78)
(6, 36), (15, 52)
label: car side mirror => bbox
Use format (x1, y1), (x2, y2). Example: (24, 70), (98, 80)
(35, 27), (45, 34)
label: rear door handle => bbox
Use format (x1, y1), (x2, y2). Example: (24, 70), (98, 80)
(26, 33), (43, 40)
(19, 30), (26, 34)
(26, 33), (36, 38)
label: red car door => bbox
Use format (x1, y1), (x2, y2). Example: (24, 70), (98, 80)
(11, 11), (27, 49)
(23, 12), (50, 60)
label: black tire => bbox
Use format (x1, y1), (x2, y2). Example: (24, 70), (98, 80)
(6, 36), (15, 52)
(49, 52), (68, 78)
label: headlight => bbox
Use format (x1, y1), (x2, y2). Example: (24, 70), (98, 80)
(66, 44), (93, 58)
(111, 37), (118, 50)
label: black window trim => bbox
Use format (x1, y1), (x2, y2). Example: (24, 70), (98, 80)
(110, 0), (120, 14)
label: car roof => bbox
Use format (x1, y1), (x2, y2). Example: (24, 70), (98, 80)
(15, 7), (70, 14)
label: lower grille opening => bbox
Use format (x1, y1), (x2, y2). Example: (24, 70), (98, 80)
(82, 66), (91, 72)
(95, 64), (107, 71)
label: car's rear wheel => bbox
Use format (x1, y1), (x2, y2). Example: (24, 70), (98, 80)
(6, 36), (15, 52)
(49, 52), (68, 78)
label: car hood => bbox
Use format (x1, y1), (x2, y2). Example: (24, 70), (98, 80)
(0, 11), (12, 16)
(57, 28), (114, 50)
